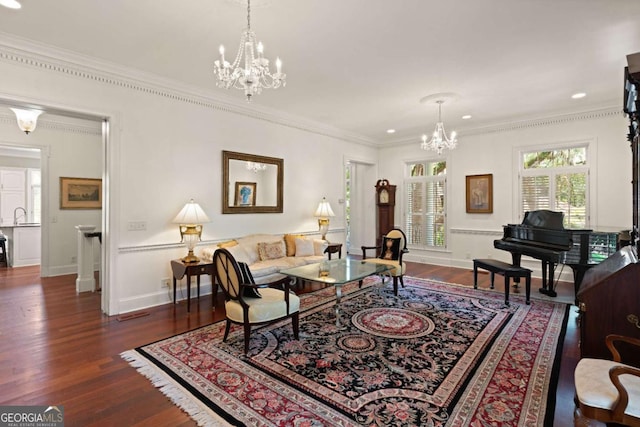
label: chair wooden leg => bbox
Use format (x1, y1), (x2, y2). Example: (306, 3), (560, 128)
(223, 320), (231, 342)
(291, 312), (299, 340)
(393, 276), (399, 295)
(399, 275), (405, 288)
(243, 323), (251, 354)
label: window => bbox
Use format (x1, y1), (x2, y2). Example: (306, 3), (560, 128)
(520, 146), (588, 228)
(405, 160), (446, 248)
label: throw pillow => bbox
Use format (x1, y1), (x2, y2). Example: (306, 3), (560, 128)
(313, 239), (328, 256)
(379, 237), (401, 260)
(238, 262), (261, 298)
(284, 234), (304, 256)
(217, 240), (238, 248)
(225, 244), (251, 265)
(294, 237), (314, 257)
(257, 241), (286, 261)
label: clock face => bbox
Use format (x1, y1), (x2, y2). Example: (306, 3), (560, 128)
(380, 189), (389, 203)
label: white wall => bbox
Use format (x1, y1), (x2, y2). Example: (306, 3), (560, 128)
(378, 111), (632, 278)
(1, 38), (630, 313)
(0, 39), (377, 314)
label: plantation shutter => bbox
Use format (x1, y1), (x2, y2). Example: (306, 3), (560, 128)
(405, 181), (425, 245)
(521, 175), (550, 214)
(425, 180), (445, 247)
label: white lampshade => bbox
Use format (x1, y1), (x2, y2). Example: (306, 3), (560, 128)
(10, 108), (43, 134)
(172, 199), (210, 224)
(0, 0), (22, 9)
(314, 197), (335, 218)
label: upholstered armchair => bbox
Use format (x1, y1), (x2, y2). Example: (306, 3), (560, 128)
(213, 248), (300, 354)
(361, 228), (409, 296)
(574, 334), (640, 426)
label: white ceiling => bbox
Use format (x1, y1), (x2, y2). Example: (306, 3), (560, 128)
(1, 0), (639, 144)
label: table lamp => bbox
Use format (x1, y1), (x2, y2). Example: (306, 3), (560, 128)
(173, 199), (210, 263)
(314, 197), (335, 240)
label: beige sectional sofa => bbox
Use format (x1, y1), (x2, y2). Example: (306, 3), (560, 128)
(201, 233), (328, 284)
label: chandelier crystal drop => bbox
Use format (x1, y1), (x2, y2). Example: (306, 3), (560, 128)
(213, 0), (286, 102)
(420, 100), (457, 155)
(246, 161), (267, 172)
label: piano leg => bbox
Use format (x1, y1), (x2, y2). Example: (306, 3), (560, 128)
(511, 253), (522, 285)
(540, 261), (558, 297)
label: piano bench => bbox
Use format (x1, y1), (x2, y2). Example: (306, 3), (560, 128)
(473, 259), (531, 305)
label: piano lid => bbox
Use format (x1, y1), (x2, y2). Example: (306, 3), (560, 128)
(522, 210), (565, 229)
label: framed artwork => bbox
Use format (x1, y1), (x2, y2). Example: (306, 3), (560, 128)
(60, 177), (102, 209)
(234, 181), (256, 207)
(466, 174), (493, 213)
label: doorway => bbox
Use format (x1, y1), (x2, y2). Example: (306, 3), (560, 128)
(343, 158), (377, 254)
(0, 108), (109, 314)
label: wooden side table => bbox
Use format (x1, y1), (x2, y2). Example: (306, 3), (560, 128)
(324, 243), (343, 260)
(170, 259), (215, 312)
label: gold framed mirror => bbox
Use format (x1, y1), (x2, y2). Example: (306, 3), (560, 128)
(222, 150), (284, 214)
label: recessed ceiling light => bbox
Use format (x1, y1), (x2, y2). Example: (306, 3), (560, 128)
(571, 92), (586, 99)
(0, 0), (21, 9)
(462, 115), (472, 120)
(386, 129), (396, 134)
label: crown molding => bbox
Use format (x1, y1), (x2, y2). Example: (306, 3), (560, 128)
(0, 111), (101, 135)
(0, 33), (377, 147)
(459, 105), (623, 136)
(387, 105), (624, 147)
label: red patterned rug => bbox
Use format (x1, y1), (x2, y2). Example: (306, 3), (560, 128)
(122, 277), (568, 426)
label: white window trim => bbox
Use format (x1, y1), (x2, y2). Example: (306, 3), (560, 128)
(403, 156), (450, 250)
(512, 138), (597, 226)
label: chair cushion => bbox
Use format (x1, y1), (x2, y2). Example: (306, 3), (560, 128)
(225, 288), (300, 323)
(379, 236), (401, 260)
(363, 258), (406, 276)
(238, 262), (261, 298)
(575, 358), (640, 419)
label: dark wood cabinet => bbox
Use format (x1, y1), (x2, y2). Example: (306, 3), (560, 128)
(375, 179), (396, 246)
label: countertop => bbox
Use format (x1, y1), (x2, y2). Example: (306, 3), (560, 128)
(0, 223), (41, 228)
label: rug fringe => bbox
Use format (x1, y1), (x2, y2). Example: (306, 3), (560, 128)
(120, 350), (230, 427)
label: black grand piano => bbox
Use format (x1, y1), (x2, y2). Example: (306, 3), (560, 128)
(494, 210), (572, 297)
(494, 210), (621, 297)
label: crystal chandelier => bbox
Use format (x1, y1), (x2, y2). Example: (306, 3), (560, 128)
(213, 0), (286, 101)
(246, 161), (267, 172)
(420, 100), (457, 155)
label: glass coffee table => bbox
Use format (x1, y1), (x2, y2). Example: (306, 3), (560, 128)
(281, 258), (389, 324)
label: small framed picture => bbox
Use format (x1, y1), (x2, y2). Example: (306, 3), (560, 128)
(60, 177), (102, 209)
(466, 174), (493, 213)
(234, 182), (256, 206)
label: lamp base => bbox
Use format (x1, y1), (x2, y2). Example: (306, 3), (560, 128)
(318, 219), (330, 241)
(181, 251), (200, 264)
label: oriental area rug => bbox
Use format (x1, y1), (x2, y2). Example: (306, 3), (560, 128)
(122, 277), (569, 426)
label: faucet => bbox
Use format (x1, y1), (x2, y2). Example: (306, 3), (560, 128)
(13, 207), (26, 225)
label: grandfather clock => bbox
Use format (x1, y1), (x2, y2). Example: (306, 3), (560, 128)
(375, 179), (396, 246)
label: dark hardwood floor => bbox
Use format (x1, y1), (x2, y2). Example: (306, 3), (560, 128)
(0, 261), (590, 426)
